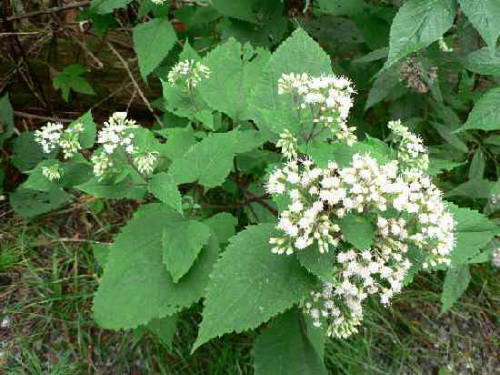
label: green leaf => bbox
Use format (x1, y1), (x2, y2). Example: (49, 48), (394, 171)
(193, 224), (314, 351)
(199, 39), (271, 121)
(385, 0), (455, 68)
(148, 172), (182, 213)
(468, 151), (485, 180)
(430, 122), (468, 153)
(11, 131), (53, 172)
(339, 214), (375, 251)
(93, 204), (220, 329)
(211, 0), (257, 23)
(448, 204), (499, 265)
(427, 158), (463, 176)
(0, 93), (14, 145)
(76, 177), (147, 199)
(457, 87), (500, 132)
(168, 130), (265, 189)
(145, 314), (178, 349)
(72, 111), (96, 149)
(441, 264), (470, 313)
(203, 212), (238, 243)
(464, 48), (500, 76)
(10, 188), (71, 218)
(21, 160), (59, 192)
(315, 0), (365, 16)
(248, 28), (332, 136)
(458, 0), (500, 55)
(446, 179), (494, 199)
(365, 65), (401, 110)
(91, 0), (133, 14)
(253, 309), (327, 375)
(133, 18), (177, 78)
(297, 246), (336, 282)
(53, 64), (95, 102)
(156, 127), (196, 161)
(163, 220), (211, 283)
(93, 243), (111, 266)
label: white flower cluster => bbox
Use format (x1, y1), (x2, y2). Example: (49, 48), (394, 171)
(150, 0), (167, 4)
(388, 120), (429, 170)
(277, 73), (356, 145)
(91, 112), (138, 179)
(266, 148), (455, 338)
(276, 129), (298, 160)
(134, 152), (158, 175)
(41, 163), (62, 181)
(167, 59), (211, 89)
(35, 122), (83, 159)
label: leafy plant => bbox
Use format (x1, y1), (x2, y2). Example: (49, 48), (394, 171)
(5, 0), (500, 372)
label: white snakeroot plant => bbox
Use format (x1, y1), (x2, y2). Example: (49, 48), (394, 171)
(266, 91), (455, 338)
(18, 30), (497, 374)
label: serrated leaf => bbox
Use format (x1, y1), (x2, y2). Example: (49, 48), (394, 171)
(163, 220), (211, 282)
(10, 188), (71, 218)
(72, 111), (96, 148)
(427, 158), (463, 176)
(211, 0), (257, 23)
(168, 130), (265, 189)
(11, 131), (53, 172)
(203, 212), (238, 243)
(468, 151), (485, 180)
(145, 314), (178, 349)
(0, 93), (14, 145)
(385, 0), (455, 68)
(53, 64), (95, 102)
(448, 204), (498, 265)
(253, 309), (327, 375)
(365, 65), (401, 110)
(457, 87), (500, 132)
(133, 18), (177, 78)
(148, 172), (182, 213)
(156, 127), (196, 161)
(248, 28), (332, 136)
(441, 264), (470, 313)
(76, 177), (147, 199)
(199, 39), (271, 121)
(93, 243), (111, 266)
(339, 214), (375, 251)
(93, 204), (219, 329)
(91, 0), (133, 13)
(464, 48), (500, 76)
(446, 179), (494, 199)
(458, 0), (500, 55)
(297, 245), (336, 282)
(193, 224), (314, 351)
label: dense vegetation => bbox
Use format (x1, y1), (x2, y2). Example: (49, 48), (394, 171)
(0, 0), (498, 374)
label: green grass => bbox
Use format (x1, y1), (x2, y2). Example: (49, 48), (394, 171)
(0, 202), (498, 374)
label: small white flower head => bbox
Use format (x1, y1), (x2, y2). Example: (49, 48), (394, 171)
(388, 120), (429, 171)
(133, 152), (158, 175)
(42, 162), (62, 181)
(34, 122), (84, 159)
(277, 73), (356, 145)
(167, 59), (211, 89)
(97, 112), (137, 156)
(150, 0), (167, 3)
(35, 122), (64, 153)
(276, 129), (298, 160)
(91, 151), (113, 180)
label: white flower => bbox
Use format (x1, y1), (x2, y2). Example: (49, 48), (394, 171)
(133, 152), (158, 175)
(41, 163), (62, 181)
(277, 72), (356, 145)
(168, 59), (211, 89)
